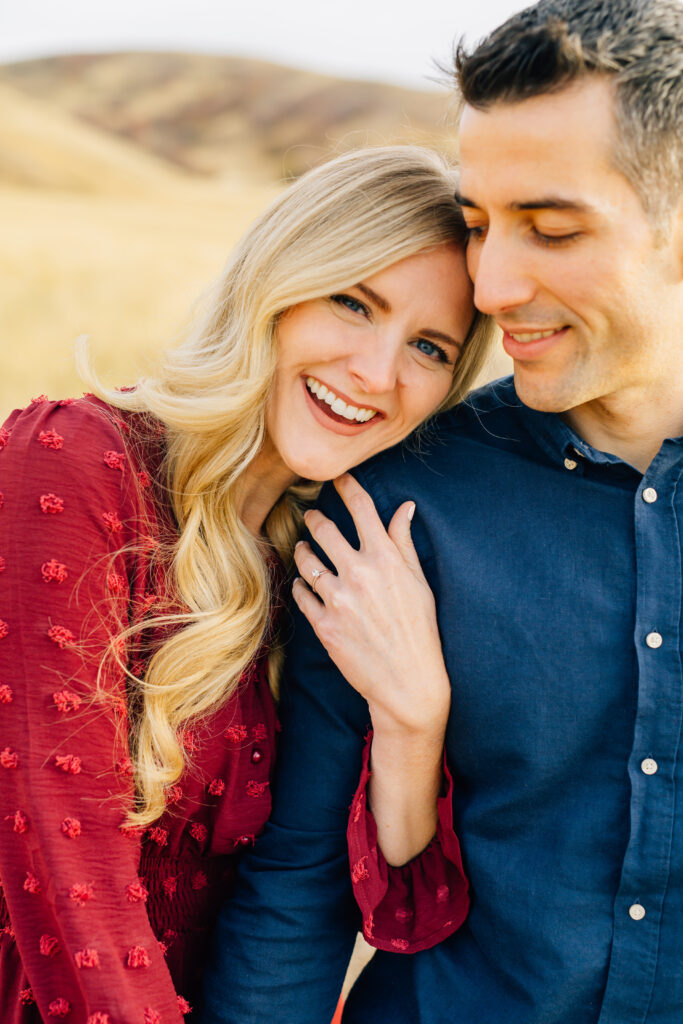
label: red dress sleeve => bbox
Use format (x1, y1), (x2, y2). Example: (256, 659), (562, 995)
(0, 399), (183, 1023)
(346, 732), (469, 953)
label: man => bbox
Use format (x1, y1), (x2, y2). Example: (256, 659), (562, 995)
(202, 1), (683, 1020)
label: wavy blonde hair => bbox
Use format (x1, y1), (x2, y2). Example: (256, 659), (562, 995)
(83, 145), (496, 826)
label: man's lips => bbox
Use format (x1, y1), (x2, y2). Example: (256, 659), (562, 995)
(501, 326), (569, 360)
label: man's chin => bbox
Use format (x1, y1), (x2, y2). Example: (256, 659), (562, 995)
(512, 369), (578, 414)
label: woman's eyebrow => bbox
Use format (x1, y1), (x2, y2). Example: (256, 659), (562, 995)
(421, 328), (463, 351)
(356, 283), (391, 313)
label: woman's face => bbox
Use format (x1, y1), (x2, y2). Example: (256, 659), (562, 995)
(266, 243), (475, 482)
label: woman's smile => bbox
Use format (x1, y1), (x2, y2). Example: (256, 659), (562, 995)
(301, 375), (383, 432)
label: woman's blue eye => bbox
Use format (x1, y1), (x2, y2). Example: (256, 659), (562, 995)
(413, 338), (449, 363)
(331, 294), (369, 315)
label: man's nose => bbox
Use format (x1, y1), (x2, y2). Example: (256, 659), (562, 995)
(346, 337), (401, 395)
(468, 233), (536, 317)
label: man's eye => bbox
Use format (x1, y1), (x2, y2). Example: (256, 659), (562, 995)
(532, 228), (582, 247)
(330, 294), (370, 315)
(412, 338), (450, 364)
(464, 224), (487, 241)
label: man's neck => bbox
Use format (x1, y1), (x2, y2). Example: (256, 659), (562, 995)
(563, 381), (683, 474)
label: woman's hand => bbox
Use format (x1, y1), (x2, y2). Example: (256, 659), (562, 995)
(292, 473), (451, 865)
(292, 473), (450, 742)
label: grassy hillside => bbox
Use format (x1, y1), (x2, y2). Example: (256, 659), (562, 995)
(0, 53), (508, 420)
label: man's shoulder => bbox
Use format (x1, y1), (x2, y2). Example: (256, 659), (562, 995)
(355, 376), (528, 485)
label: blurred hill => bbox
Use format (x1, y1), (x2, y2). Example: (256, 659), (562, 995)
(0, 53), (507, 419)
(0, 52), (459, 184)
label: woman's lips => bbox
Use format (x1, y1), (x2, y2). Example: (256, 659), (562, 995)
(301, 378), (383, 436)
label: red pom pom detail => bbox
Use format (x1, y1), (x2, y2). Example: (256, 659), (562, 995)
(31, 394), (49, 404)
(391, 938), (410, 951)
(0, 684), (13, 702)
(8, 810), (28, 833)
(147, 826), (168, 847)
(0, 747), (18, 768)
(0, 428), (11, 450)
(125, 879), (149, 903)
(23, 872), (41, 894)
(38, 429), (64, 451)
(166, 783), (183, 804)
(61, 817), (82, 838)
(41, 559), (68, 583)
(48, 997), (71, 1017)
(351, 857), (370, 884)
(86, 1014), (111, 1024)
(19, 988), (35, 1005)
(224, 724), (247, 743)
(208, 778), (225, 796)
(177, 996), (192, 1015)
(74, 947), (100, 968)
(143, 1009), (161, 1024)
(191, 870), (208, 890)
(162, 875), (178, 898)
(246, 779), (269, 798)
(40, 493), (65, 514)
(252, 722), (268, 742)
(137, 470), (151, 488)
(54, 753), (82, 774)
(102, 511), (123, 533)
(436, 884), (450, 903)
(116, 756), (134, 778)
(103, 450), (125, 471)
(48, 625), (75, 649)
(126, 945), (151, 968)
(189, 822), (208, 843)
(180, 730), (196, 753)
(69, 881), (94, 905)
(53, 690), (82, 713)
(39, 934), (61, 957)
(107, 573), (126, 592)
(0, 620), (8, 640)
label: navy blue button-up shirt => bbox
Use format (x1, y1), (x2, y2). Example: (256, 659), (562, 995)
(202, 377), (683, 1024)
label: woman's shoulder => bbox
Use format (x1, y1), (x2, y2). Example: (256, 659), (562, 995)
(1, 392), (164, 481)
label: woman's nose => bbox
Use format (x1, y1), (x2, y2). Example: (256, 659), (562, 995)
(346, 338), (401, 395)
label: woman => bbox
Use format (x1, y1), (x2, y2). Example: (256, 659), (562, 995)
(0, 145), (493, 1023)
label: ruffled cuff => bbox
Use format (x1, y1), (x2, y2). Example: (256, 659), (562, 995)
(346, 731), (469, 953)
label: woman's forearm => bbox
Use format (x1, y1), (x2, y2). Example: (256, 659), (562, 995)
(367, 712), (448, 866)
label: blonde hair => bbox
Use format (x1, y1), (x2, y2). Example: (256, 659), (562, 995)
(83, 145), (495, 826)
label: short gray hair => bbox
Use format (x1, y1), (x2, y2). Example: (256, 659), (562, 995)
(453, 0), (683, 227)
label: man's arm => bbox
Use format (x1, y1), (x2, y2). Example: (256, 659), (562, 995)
(201, 483), (372, 1023)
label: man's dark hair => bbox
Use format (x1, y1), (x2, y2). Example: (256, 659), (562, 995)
(454, 0), (683, 225)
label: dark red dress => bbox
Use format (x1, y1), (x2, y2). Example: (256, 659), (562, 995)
(0, 396), (468, 1024)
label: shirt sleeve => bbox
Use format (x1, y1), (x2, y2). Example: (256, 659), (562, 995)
(201, 472), (466, 1023)
(0, 399), (183, 1024)
(347, 731), (469, 953)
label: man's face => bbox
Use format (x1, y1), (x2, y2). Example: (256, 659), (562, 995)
(458, 77), (683, 414)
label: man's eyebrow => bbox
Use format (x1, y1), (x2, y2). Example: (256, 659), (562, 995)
(356, 283), (391, 312)
(454, 191), (595, 215)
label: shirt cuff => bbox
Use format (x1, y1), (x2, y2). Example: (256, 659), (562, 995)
(346, 731), (469, 953)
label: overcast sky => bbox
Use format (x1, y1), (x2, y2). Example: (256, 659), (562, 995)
(1, 0), (528, 89)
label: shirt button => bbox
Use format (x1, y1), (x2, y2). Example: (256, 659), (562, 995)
(564, 458), (578, 470)
(642, 487), (658, 503)
(250, 748), (263, 764)
(641, 758), (658, 775)
(646, 631), (663, 649)
(629, 903), (646, 921)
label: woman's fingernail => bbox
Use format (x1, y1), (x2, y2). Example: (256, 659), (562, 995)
(407, 502), (416, 522)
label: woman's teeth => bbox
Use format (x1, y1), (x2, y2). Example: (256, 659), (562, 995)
(508, 329), (559, 343)
(306, 377), (377, 423)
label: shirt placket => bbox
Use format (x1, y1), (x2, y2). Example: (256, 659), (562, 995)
(598, 444), (683, 1024)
